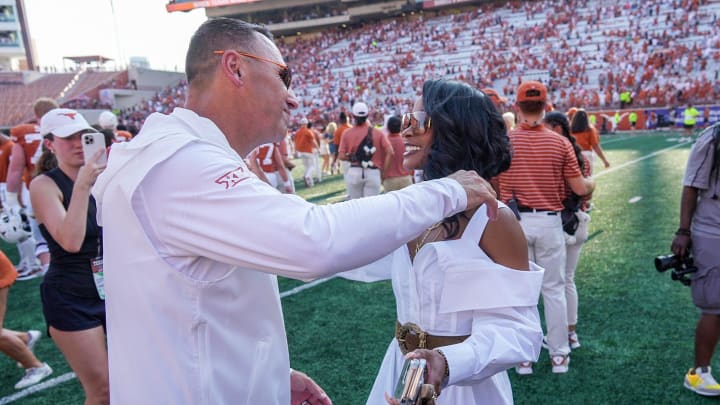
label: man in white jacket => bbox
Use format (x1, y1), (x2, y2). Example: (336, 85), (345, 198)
(93, 18), (498, 405)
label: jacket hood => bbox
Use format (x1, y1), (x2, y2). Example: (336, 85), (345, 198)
(92, 110), (198, 225)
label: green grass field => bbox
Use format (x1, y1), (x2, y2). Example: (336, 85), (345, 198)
(0, 130), (712, 404)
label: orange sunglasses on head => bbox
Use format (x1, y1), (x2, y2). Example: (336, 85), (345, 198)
(214, 50), (292, 89)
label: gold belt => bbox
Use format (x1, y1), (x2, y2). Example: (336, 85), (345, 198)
(395, 321), (469, 355)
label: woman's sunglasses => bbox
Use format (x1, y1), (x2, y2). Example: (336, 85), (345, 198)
(213, 50), (292, 89)
(401, 111), (432, 134)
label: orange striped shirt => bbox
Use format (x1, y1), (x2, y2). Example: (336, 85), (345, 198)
(497, 124), (583, 211)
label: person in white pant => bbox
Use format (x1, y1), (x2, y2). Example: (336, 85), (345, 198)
(543, 111), (594, 351)
(496, 81), (595, 375)
(294, 118), (318, 187)
(92, 18), (499, 405)
(338, 102), (393, 199)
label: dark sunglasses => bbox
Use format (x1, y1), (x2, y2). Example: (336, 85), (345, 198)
(213, 50), (292, 89)
(401, 111), (432, 134)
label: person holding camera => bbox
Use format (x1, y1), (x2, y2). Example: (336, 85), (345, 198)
(671, 123), (720, 397)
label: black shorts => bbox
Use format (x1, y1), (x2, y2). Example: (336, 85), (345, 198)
(40, 282), (106, 335)
(684, 123), (695, 130)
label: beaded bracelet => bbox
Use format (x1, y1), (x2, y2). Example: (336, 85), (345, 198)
(434, 349), (450, 381)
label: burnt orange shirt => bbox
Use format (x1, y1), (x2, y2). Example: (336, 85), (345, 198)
(0, 140), (14, 182)
(257, 143), (280, 172)
(571, 128), (599, 151)
(333, 123), (351, 146)
(384, 133), (411, 179)
(0, 250), (18, 289)
(10, 123), (43, 186)
(294, 127), (316, 154)
(115, 130), (133, 142)
(338, 124), (392, 170)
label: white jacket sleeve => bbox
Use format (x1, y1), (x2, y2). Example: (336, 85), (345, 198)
(435, 262), (544, 385)
(438, 305), (543, 386)
(136, 142), (468, 280)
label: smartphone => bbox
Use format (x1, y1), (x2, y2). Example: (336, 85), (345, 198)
(393, 358), (426, 404)
(81, 132), (108, 166)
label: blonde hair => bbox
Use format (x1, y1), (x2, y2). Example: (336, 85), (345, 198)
(326, 122), (337, 136)
(33, 97), (59, 119)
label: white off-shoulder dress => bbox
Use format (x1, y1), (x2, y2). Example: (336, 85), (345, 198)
(363, 204), (545, 404)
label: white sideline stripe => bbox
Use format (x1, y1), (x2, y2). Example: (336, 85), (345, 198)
(595, 142), (686, 178)
(600, 136), (632, 145)
(0, 372), (76, 404)
(0, 139), (685, 404)
(280, 276), (335, 298)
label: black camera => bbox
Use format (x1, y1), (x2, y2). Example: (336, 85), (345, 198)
(654, 254), (697, 286)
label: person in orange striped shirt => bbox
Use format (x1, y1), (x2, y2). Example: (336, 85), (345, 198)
(497, 81), (594, 375)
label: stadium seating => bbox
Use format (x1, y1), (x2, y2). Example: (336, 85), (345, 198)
(2, 0), (718, 129)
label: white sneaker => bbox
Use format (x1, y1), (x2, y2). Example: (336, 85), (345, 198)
(16, 265), (43, 281)
(685, 367), (720, 396)
(551, 355), (570, 374)
(569, 331), (581, 349)
(14, 363), (53, 389)
(515, 361), (533, 375)
(17, 330), (42, 368)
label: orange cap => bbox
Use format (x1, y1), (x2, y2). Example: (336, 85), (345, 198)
(517, 81), (547, 103)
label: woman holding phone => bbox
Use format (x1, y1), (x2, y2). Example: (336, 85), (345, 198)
(356, 80), (544, 404)
(29, 108), (109, 404)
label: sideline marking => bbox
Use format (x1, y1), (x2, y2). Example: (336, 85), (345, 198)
(0, 372), (76, 405)
(280, 276), (335, 298)
(0, 138), (687, 404)
(595, 142), (686, 178)
(600, 135), (632, 145)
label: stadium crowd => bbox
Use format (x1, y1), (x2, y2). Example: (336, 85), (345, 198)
(3, 0), (711, 133)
